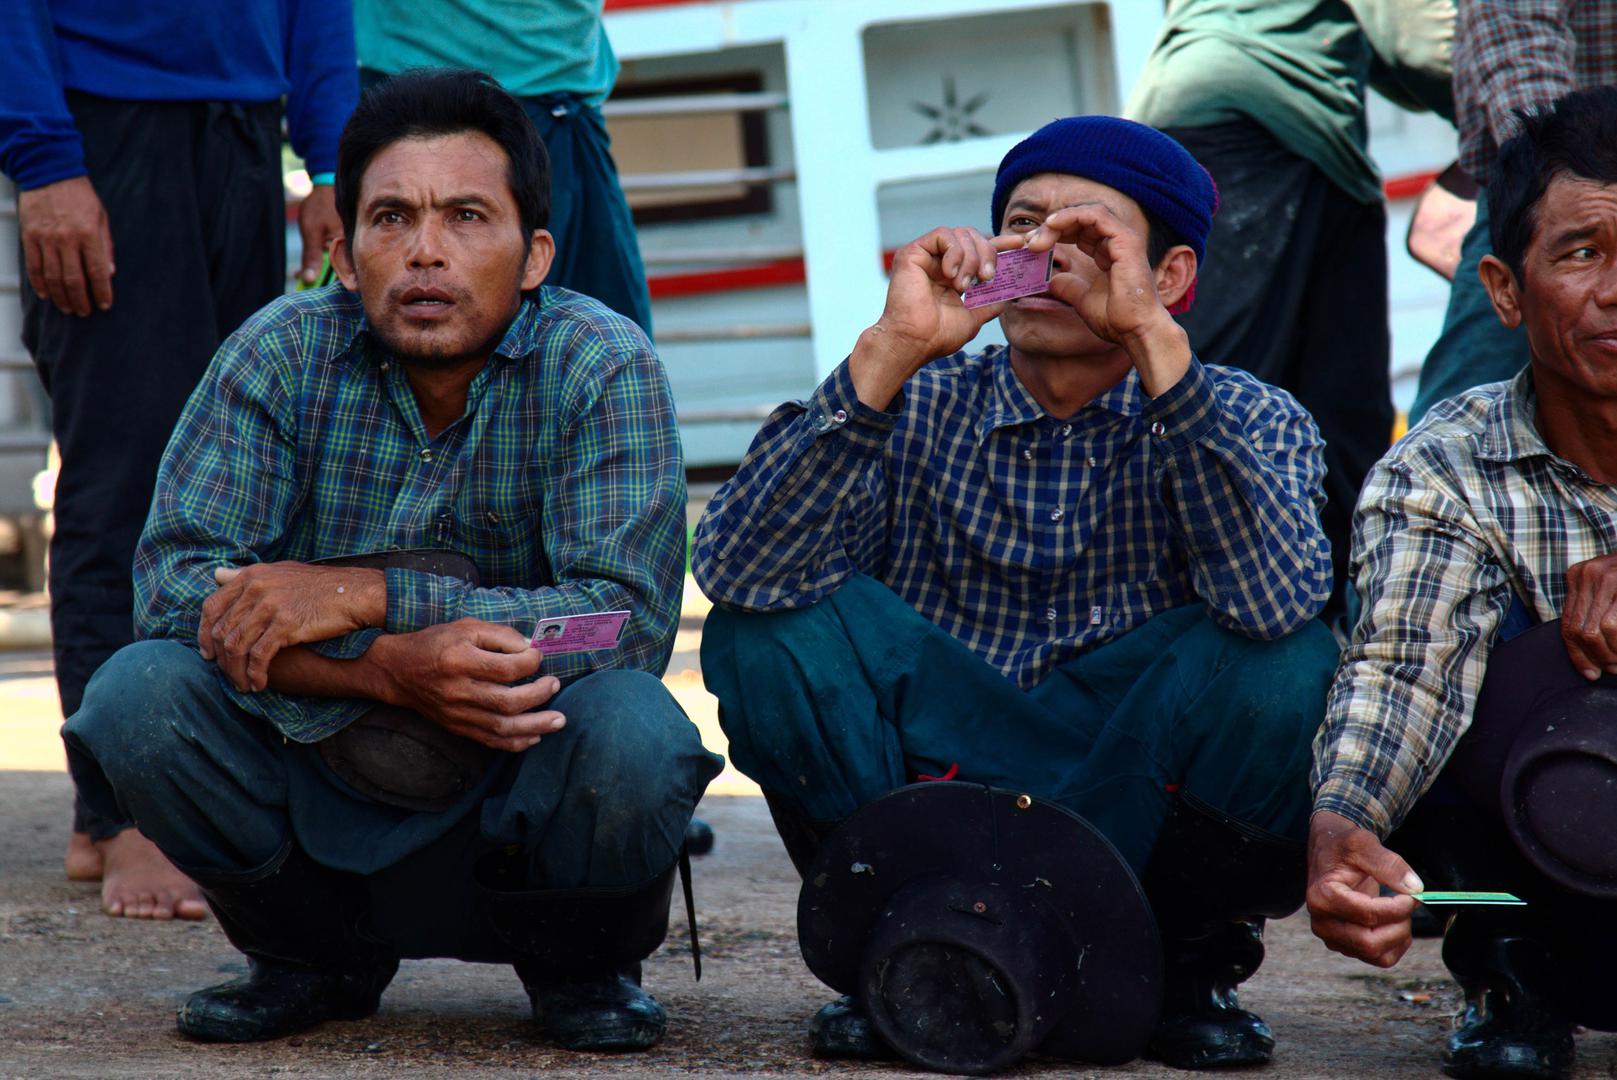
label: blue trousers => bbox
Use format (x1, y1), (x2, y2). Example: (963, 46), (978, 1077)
(63, 640), (723, 959)
(1408, 193), (1529, 425)
(700, 575), (1338, 875)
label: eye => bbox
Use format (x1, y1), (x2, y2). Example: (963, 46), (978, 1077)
(454, 208), (483, 222)
(1007, 214), (1040, 232)
(375, 210), (405, 226)
(1572, 245), (1599, 260)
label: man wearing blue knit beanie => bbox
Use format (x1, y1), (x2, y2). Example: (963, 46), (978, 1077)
(693, 115), (1339, 1070)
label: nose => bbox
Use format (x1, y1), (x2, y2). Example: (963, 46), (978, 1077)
(406, 219), (447, 270)
(1050, 241), (1075, 274)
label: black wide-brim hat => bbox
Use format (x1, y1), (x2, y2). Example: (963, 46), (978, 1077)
(798, 782), (1162, 1074)
(1458, 620), (1617, 897)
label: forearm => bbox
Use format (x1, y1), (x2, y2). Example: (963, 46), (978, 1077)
(266, 639), (394, 703)
(692, 361), (893, 611)
(1150, 366), (1331, 634)
(283, 0), (357, 174)
(1463, 0), (1576, 148)
(1, 0), (85, 189)
(848, 323), (927, 412)
(1121, 318), (1193, 399)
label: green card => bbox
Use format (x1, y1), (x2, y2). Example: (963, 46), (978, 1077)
(1412, 891), (1525, 906)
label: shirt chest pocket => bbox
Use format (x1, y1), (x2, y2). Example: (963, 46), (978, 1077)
(453, 496), (545, 586)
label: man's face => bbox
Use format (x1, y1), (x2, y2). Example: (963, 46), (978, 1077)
(333, 132), (552, 368)
(1502, 175), (1617, 399)
(996, 172), (1152, 361)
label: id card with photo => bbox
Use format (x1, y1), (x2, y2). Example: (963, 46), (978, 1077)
(962, 247), (1053, 308)
(529, 611), (631, 655)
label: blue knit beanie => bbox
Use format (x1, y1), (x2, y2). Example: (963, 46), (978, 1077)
(990, 115), (1218, 267)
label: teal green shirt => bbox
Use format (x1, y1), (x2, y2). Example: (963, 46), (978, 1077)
(134, 285), (685, 742)
(354, 0), (618, 105)
(1127, 0), (1379, 204)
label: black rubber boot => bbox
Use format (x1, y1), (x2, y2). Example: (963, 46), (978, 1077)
(760, 795), (896, 1058)
(1141, 792), (1306, 1070)
(1441, 927), (1573, 1080)
(177, 846), (398, 1043)
(479, 852), (680, 1052)
(808, 995), (898, 1060)
(1147, 918), (1274, 1069)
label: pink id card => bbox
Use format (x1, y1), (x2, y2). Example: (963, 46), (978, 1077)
(961, 247), (1053, 308)
(530, 611), (631, 654)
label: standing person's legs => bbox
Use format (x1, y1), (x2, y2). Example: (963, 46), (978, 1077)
(1408, 194), (1529, 425)
(1164, 122), (1388, 612)
(522, 95), (654, 335)
(23, 94), (283, 914)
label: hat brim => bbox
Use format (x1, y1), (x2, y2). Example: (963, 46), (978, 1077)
(797, 781), (1162, 1065)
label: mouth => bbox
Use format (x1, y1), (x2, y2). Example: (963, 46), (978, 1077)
(398, 286), (457, 318)
(1011, 293), (1071, 312)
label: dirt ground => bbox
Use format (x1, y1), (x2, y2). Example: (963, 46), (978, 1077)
(5, 633), (1617, 1079)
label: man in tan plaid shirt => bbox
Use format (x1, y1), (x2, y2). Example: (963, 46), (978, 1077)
(1310, 85), (1617, 1080)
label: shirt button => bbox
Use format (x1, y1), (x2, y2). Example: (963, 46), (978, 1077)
(379, 361), (390, 372)
(419, 448), (433, 462)
(1049, 507), (1064, 522)
(832, 408), (848, 425)
(1022, 448), (1033, 461)
(1044, 606), (1058, 623)
(1149, 421), (1167, 437)
(1087, 455), (1098, 468)
(1060, 424), (1072, 436)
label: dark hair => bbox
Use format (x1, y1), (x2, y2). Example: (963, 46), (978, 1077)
(1489, 86), (1617, 282)
(1141, 206), (1187, 269)
(335, 68), (550, 241)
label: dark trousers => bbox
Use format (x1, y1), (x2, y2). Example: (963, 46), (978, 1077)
(20, 93), (285, 838)
(1163, 120), (1392, 611)
(357, 70), (653, 335)
(61, 640), (724, 960)
(1389, 621), (1617, 1030)
(700, 574), (1339, 876)
(1407, 193), (1529, 425)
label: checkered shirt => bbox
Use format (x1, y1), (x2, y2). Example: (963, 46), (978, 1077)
(1313, 370), (1617, 836)
(692, 348), (1331, 688)
(1455, 0), (1617, 184)
(134, 285), (686, 742)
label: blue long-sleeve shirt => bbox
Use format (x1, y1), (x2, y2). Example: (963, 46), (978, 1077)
(693, 349), (1332, 689)
(2, 0), (357, 190)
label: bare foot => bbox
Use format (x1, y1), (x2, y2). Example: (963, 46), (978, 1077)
(96, 830), (209, 920)
(64, 830), (104, 881)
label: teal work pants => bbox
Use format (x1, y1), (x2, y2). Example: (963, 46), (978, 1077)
(701, 575), (1338, 875)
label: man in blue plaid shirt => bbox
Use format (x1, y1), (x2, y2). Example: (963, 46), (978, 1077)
(60, 70), (721, 1050)
(692, 116), (1339, 1069)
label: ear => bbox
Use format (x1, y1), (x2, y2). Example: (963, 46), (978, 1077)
(330, 233), (359, 291)
(1152, 245), (1197, 310)
(1478, 254), (1524, 329)
(522, 229), (556, 292)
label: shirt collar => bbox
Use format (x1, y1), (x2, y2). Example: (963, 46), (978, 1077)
(974, 346), (1142, 444)
(1477, 368), (1553, 463)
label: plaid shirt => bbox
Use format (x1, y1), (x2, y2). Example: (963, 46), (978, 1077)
(1455, 0), (1617, 184)
(134, 285), (685, 742)
(1313, 371), (1617, 836)
(692, 348), (1331, 688)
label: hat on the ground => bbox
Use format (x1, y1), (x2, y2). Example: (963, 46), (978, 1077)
(798, 782), (1162, 1074)
(1458, 620), (1617, 897)
(989, 115), (1217, 265)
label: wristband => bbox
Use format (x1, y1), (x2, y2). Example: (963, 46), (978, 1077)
(309, 171), (335, 186)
